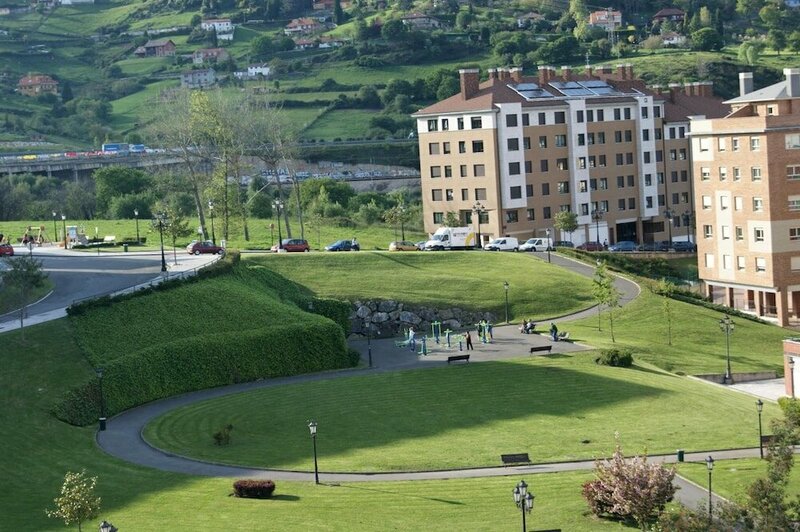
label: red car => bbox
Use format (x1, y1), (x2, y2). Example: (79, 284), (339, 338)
(186, 240), (225, 255)
(0, 243), (13, 256)
(270, 239), (310, 253)
(576, 241), (604, 251)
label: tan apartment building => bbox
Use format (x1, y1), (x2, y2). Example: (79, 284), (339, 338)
(691, 69), (800, 325)
(413, 65), (727, 248)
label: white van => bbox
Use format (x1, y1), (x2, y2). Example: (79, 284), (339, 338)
(483, 237), (519, 251)
(519, 237), (554, 252)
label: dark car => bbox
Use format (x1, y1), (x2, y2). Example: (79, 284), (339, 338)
(554, 240), (574, 248)
(671, 241), (697, 252)
(0, 243), (13, 256)
(325, 239), (360, 252)
(608, 241), (638, 252)
(186, 240), (225, 255)
(271, 238), (310, 253)
(638, 241), (670, 252)
(576, 241), (604, 251)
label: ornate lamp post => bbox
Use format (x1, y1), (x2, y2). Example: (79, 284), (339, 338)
(51, 211), (57, 244)
(61, 214), (67, 249)
(545, 228), (551, 263)
(591, 209), (604, 247)
(134, 208), (140, 245)
(99, 520), (118, 532)
(152, 212), (169, 272)
(719, 315), (735, 384)
(791, 358), (796, 399)
(706, 456), (714, 523)
(512, 480), (534, 532)
(363, 318), (372, 368)
(96, 367), (106, 431)
(663, 208), (673, 244)
(472, 201), (485, 249)
(503, 281), (510, 324)
(208, 200), (216, 245)
(682, 210), (692, 243)
(273, 199), (285, 251)
(756, 399), (764, 459)
(308, 420), (319, 485)
(399, 203), (406, 241)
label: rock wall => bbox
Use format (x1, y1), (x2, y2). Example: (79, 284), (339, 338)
(350, 300), (497, 338)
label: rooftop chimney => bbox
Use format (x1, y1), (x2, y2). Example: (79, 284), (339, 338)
(625, 64), (634, 80)
(785, 68), (800, 97)
(585, 64), (594, 78)
(561, 65), (572, 80)
(459, 68), (480, 100)
(739, 72), (753, 97)
(698, 81), (714, 98)
(510, 67), (523, 82)
(497, 68), (509, 81)
(668, 82), (681, 103)
(487, 68), (498, 80)
(616, 64), (626, 79)
(538, 65), (550, 85)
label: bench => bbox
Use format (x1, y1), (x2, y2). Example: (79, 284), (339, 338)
(530, 345), (553, 354)
(447, 354), (470, 364)
(103, 236), (116, 244)
(558, 332), (570, 341)
(500, 453), (531, 465)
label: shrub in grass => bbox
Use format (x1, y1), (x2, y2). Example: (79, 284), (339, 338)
(233, 480), (276, 499)
(213, 424), (233, 446)
(595, 348), (633, 367)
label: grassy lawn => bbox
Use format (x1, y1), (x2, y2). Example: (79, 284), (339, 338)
(0, 276), (53, 315)
(110, 79), (178, 131)
(144, 354), (782, 472)
(303, 109), (382, 140)
(250, 252), (594, 318)
(678, 457), (800, 502)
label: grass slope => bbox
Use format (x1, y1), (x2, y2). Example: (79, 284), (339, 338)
(678, 457), (800, 502)
(250, 251), (595, 319)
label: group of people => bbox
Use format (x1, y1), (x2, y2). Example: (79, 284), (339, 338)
(519, 319), (537, 334)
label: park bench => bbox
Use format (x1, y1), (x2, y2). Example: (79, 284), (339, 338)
(500, 453), (531, 465)
(447, 354), (470, 364)
(558, 332), (570, 341)
(103, 236), (116, 244)
(530, 345), (553, 354)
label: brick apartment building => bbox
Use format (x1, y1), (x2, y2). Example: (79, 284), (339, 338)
(413, 65), (728, 247)
(691, 69), (800, 325)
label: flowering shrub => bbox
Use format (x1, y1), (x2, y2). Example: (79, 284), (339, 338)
(233, 480), (276, 499)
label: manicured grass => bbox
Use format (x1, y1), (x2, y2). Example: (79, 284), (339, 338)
(303, 109), (384, 140)
(144, 354), (782, 472)
(0, 276), (53, 314)
(678, 457), (800, 502)
(249, 251), (595, 318)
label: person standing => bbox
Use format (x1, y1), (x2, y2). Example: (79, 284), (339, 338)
(409, 326), (416, 351)
(465, 330), (474, 350)
(550, 322), (558, 342)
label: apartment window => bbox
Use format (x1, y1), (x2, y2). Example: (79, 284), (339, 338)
(587, 110), (594, 122)
(679, 127), (686, 138)
(705, 254), (715, 268)
(587, 132), (595, 145)
(627, 175), (635, 187)
(768, 106), (775, 115)
(672, 193), (679, 205)
(628, 197), (636, 210)
(614, 108), (621, 120)
(646, 196), (653, 208)
(560, 204), (571, 212)
(644, 152), (652, 164)
(444, 166), (452, 178)
(669, 127), (676, 139)
(443, 142), (450, 154)
(655, 128), (662, 140)
(654, 106), (662, 118)
(625, 130), (632, 142)
(618, 198), (626, 211)
(617, 176), (625, 188)
(756, 257), (766, 272)
(506, 114), (518, 127)
(656, 150), (663, 162)
(433, 212), (443, 224)
(577, 110), (584, 123)
(539, 136), (547, 148)
(579, 180), (588, 192)
(445, 189), (454, 200)
(461, 188), (469, 200)
(625, 153), (633, 165)
(527, 208), (535, 220)
(508, 162), (520, 175)
(505, 210), (519, 223)
(702, 196), (711, 210)
(670, 149), (677, 161)
(734, 197), (743, 211)
(750, 136), (760, 151)
(700, 167), (710, 180)
(732, 138), (740, 151)
(542, 183), (550, 195)
(472, 140), (484, 153)
(589, 178), (597, 190)
(556, 158), (568, 170)
(581, 203), (590, 215)
(718, 138), (727, 151)
(458, 141), (466, 153)
(589, 155), (596, 168)
(538, 112), (546, 125)
(790, 228), (800, 241)
(624, 107), (631, 120)
(642, 106), (649, 119)
(428, 142), (440, 155)
(507, 138), (519, 151)
(672, 171), (679, 183)
(441, 118), (449, 131)
(510, 186), (522, 199)
(679, 148), (687, 160)
(600, 178), (608, 190)
(616, 153), (624, 165)
(471, 117), (482, 129)
(540, 160), (549, 172)
(543, 206), (552, 219)
(789, 197), (800, 211)
(555, 135), (567, 147)
(523, 137), (531, 149)
(526, 184), (534, 197)
(658, 194), (665, 206)
(752, 167), (762, 181)
(474, 188), (487, 200)
(786, 134), (800, 149)
(788, 165), (800, 179)
(431, 189), (443, 201)
(681, 170), (688, 182)
(736, 226), (743, 240)
(615, 131), (623, 143)
(703, 225), (713, 238)
(754, 227), (765, 242)
(554, 111), (566, 124)
(721, 225), (730, 240)
(557, 181), (570, 194)
(737, 256), (746, 270)
(525, 161), (532, 173)
(597, 132), (606, 144)
(473, 164), (485, 177)
(427, 119), (437, 132)
(719, 167), (727, 180)
(522, 113), (530, 126)
(578, 157), (587, 169)
(457, 117), (464, 130)
(642, 129), (650, 142)
(753, 197), (764, 212)
(600, 200), (609, 212)
(430, 166), (441, 178)
(698, 137), (711, 152)
(733, 167), (741, 181)
(460, 165), (467, 177)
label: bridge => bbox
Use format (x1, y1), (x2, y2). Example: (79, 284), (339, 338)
(0, 152), (187, 179)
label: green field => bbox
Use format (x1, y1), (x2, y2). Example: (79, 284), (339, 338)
(304, 109), (384, 140)
(678, 457), (800, 502)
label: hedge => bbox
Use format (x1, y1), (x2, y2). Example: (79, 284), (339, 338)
(53, 320), (352, 426)
(233, 480), (276, 499)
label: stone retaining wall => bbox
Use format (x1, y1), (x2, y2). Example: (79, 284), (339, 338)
(694, 371), (778, 385)
(350, 300), (497, 338)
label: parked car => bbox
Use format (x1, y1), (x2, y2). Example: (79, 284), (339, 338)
(415, 241), (427, 251)
(554, 240), (574, 248)
(638, 241), (670, 252)
(0, 243), (13, 256)
(186, 240), (225, 255)
(576, 241), (604, 251)
(608, 241), (638, 252)
(484, 237), (519, 251)
(519, 238), (553, 252)
(389, 241), (418, 251)
(271, 238), (310, 253)
(671, 241), (697, 252)
(325, 239), (360, 252)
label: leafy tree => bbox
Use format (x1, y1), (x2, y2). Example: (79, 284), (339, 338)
(436, 77), (460, 101)
(592, 261), (621, 341)
(334, 0), (344, 24)
(768, 29), (787, 55)
(553, 210), (578, 241)
(191, 14), (202, 27)
(381, 19), (408, 41)
(443, 211), (460, 227)
(0, 255), (48, 340)
(736, 0), (764, 17)
(738, 40), (766, 65)
(692, 28), (724, 51)
(655, 279), (675, 346)
(92, 167), (152, 217)
(760, 5), (782, 29)
(789, 30), (800, 52)
(46, 470), (101, 532)
(61, 81), (73, 102)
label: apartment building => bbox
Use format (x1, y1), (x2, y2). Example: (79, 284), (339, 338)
(413, 65), (727, 247)
(691, 69), (800, 325)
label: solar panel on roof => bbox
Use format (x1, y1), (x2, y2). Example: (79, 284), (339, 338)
(560, 88), (594, 96)
(515, 83), (540, 90)
(581, 80), (610, 88)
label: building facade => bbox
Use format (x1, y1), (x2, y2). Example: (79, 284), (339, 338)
(180, 68), (216, 89)
(413, 65), (727, 248)
(17, 74), (58, 97)
(691, 69), (800, 325)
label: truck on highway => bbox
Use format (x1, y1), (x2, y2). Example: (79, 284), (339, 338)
(101, 143), (129, 154)
(424, 226), (477, 251)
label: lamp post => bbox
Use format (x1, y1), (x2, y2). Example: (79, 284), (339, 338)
(503, 281), (510, 324)
(791, 357), (796, 399)
(719, 315), (735, 384)
(363, 318), (372, 368)
(545, 228), (551, 263)
(99, 520), (118, 532)
(308, 420), (319, 485)
(682, 210), (691, 243)
(591, 209), (604, 247)
(757, 399), (764, 459)
(61, 214), (67, 249)
(512, 480), (534, 532)
(472, 201), (485, 249)
(664, 208), (673, 245)
(134, 208), (140, 245)
(399, 203), (406, 241)
(51, 211), (57, 244)
(208, 200), (216, 245)
(96, 368), (106, 431)
(152, 212), (169, 272)
(706, 456), (714, 524)
(273, 199), (284, 251)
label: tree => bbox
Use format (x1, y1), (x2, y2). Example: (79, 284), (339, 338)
(92, 167), (152, 217)
(789, 30), (800, 52)
(443, 211), (460, 227)
(738, 40), (766, 65)
(655, 279), (675, 346)
(553, 211), (578, 242)
(381, 19), (407, 41)
(1, 255), (48, 340)
(592, 261), (621, 341)
(768, 29), (787, 55)
(46, 470), (101, 532)
(333, 0), (344, 24)
(691, 28), (724, 51)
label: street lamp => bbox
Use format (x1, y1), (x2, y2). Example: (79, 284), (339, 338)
(273, 199), (285, 251)
(503, 281), (510, 324)
(61, 214), (67, 249)
(99, 521), (118, 532)
(308, 420), (319, 485)
(682, 210), (692, 243)
(545, 228), (551, 263)
(756, 399), (764, 459)
(791, 357), (796, 399)
(51, 211), (57, 244)
(134, 208), (140, 245)
(152, 212), (169, 272)
(96, 367), (106, 431)
(399, 203), (406, 241)
(706, 456), (714, 523)
(719, 315), (735, 384)
(591, 209), (604, 247)
(664, 208), (673, 245)
(472, 201), (485, 249)
(512, 480), (534, 532)
(208, 200), (216, 246)
(363, 318), (372, 368)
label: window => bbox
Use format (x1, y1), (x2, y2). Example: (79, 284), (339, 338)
(458, 141), (466, 153)
(753, 197), (764, 212)
(626, 153), (634, 165)
(577, 110), (584, 123)
(681, 171), (688, 182)
(720, 196), (729, 210)
(614, 108), (621, 120)
(507, 138), (519, 151)
(615, 131), (623, 143)
(654, 106), (661, 118)
(600, 178), (608, 190)
(719, 167), (727, 181)
(457, 117), (464, 130)
(643, 129), (650, 141)
(600, 200), (609, 212)
(700, 167), (710, 180)
(430, 166), (441, 178)
(628, 197), (636, 210)
(732, 138), (740, 151)
(505, 210), (519, 223)
(475, 188), (487, 200)
(756, 257), (766, 272)
(527, 208), (535, 220)
(599, 155), (607, 166)
(721, 225), (730, 240)
(672, 171), (679, 183)
(788, 165), (800, 180)
(525, 161), (532, 173)
(734, 197), (743, 211)
(526, 184), (534, 197)
(581, 203), (589, 215)
(679, 127), (686, 138)
(539, 136), (547, 148)
(433, 212), (443, 224)
(672, 193), (679, 205)
(658, 194), (665, 206)
(473, 164), (485, 177)
(428, 142), (440, 155)
(699, 137), (711, 152)
(444, 166), (452, 178)
(542, 183), (550, 195)
(460, 165), (467, 177)
(431, 189), (443, 201)
(587, 132), (595, 145)
(736, 226), (743, 240)
(646, 196), (653, 208)
(543, 206), (552, 219)
(624, 108), (631, 120)
(587, 110), (594, 122)
(441, 118), (449, 131)
(669, 127), (676, 139)
(472, 140), (484, 153)
(616, 153), (624, 165)
(443, 142), (450, 154)
(787, 134), (800, 149)
(790, 197), (800, 211)
(645, 174), (652, 186)
(656, 150), (663, 162)
(557, 181), (570, 194)
(589, 155), (596, 168)
(750, 136), (760, 151)
(625, 130), (632, 142)
(702, 196), (711, 210)
(733, 167), (741, 181)
(579, 180), (588, 192)
(642, 106), (649, 119)
(445, 189), (453, 200)
(655, 128), (662, 140)
(597, 132), (606, 144)
(522, 113), (529, 126)
(554, 111), (566, 124)
(703, 225), (713, 238)
(506, 114), (518, 127)
(737, 256), (746, 270)
(523, 137), (531, 149)
(538, 112), (546, 125)
(790, 228), (800, 241)
(679, 149), (687, 160)
(578, 157), (587, 169)
(718, 138), (727, 151)
(705, 254), (715, 268)
(627, 175), (635, 187)
(670, 149), (677, 161)
(680, 192), (689, 203)
(461, 188), (469, 200)
(540, 160), (549, 172)
(555, 135), (566, 147)
(644, 152), (651, 163)
(754, 227), (765, 242)
(617, 176), (625, 188)
(508, 162), (520, 175)
(556, 158), (568, 170)
(560, 204), (571, 212)
(752, 167), (762, 181)
(768, 106), (775, 115)
(618, 198), (626, 211)
(471, 117), (482, 129)
(427, 119), (437, 132)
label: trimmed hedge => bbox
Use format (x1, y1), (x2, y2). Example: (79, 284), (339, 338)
(54, 320), (351, 426)
(233, 480), (276, 499)
(596, 348), (634, 368)
(306, 297), (352, 336)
